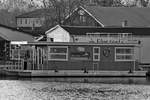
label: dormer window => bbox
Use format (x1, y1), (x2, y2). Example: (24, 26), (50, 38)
(78, 10), (86, 23)
(80, 16), (86, 23)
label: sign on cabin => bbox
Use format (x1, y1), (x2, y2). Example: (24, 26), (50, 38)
(72, 33), (137, 43)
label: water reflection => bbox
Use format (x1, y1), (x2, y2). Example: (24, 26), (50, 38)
(1, 77), (150, 85)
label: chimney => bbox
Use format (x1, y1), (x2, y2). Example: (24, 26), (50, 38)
(122, 20), (128, 27)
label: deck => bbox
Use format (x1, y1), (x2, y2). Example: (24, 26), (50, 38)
(0, 70), (147, 77)
(16, 70), (147, 77)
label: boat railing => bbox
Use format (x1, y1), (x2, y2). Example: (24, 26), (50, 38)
(0, 60), (24, 70)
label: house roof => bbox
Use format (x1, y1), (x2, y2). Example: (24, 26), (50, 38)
(0, 24), (34, 42)
(16, 8), (56, 18)
(61, 25), (150, 36)
(79, 6), (150, 27)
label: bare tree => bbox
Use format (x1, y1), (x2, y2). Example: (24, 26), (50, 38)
(140, 0), (150, 7)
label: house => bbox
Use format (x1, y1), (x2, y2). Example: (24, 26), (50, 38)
(63, 6), (150, 27)
(16, 8), (58, 35)
(0, 24), (34, 70)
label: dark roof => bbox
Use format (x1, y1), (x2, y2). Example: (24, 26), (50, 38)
(82, 6), (150, 27)
(16, 9), (56, 18)
(0, 24), (34, 41)
(0, 24), (37, 36)
(61, 25), (150, 36)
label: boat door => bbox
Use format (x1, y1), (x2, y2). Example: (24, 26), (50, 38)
(37, 47), (44, 70)
(93, 47), (100, 71)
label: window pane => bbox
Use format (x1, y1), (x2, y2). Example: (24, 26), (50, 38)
(94, 55), (99, 60)
(125, 49), (132, 54)
(116, 49), (124, 54)
(116, 55), (124, 60)
(125, 55), (132, 60)
(116, 48), (133, 54)
(25, 19), (27, 24)
(50, 54), (66, 59)
(94, 48), (99, 53)
(50, 48), (67, 53)
(116, 55), (133, 60)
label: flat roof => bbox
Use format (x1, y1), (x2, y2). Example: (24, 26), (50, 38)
(26, 42), (138, 46)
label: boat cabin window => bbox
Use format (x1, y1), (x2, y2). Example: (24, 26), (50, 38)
(70, 46), (91, 60)
(93, 47), (100, 61)
(115, 47), (134, 61)
(48, 46), (68, 61)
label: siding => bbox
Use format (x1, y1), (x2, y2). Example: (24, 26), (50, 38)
(32, 45), (135, 71)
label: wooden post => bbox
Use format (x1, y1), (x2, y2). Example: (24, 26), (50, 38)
(32, 46), (35, 70)
(47, 45), (48, 70)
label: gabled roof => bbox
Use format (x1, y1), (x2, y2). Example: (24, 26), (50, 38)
(0, 24), (34, 42)
(70, 6), (150, 27)
(16, 8), (56, 18)
(45, 25), (69, 34)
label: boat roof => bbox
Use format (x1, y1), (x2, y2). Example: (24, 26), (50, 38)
(26, 42), (138, 46)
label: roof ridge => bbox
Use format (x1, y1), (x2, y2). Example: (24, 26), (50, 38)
(85, 5), (150, 8)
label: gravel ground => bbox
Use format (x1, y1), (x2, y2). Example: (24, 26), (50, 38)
(0, 80), (150, 100)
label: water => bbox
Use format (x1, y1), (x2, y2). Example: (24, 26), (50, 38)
(0, 77), (150, 100)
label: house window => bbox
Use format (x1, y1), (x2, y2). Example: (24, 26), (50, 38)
(93, 47), (100, 61)
(36, 19), (39, 24)
(25, 19), (28, 24)
(48, 46), (68, 61)
(20, 19), (22, 24)
(115, 47), (134, 61)
(80, 16), (86, 23)
(40, 19), (43, 25)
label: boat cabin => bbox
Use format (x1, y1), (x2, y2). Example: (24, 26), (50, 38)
(24, 41), (139, 71)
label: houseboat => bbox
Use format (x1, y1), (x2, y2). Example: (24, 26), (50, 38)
(27, 41), (139, 72)
(25, 31), (141, 72)
(2, 31), (146, 77)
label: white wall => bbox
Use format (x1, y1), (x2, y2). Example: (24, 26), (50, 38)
(46, 26), (70, 42)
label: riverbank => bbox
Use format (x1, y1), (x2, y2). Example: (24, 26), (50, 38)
(0, 70), (147, 77)
(0, 80), (150, 100)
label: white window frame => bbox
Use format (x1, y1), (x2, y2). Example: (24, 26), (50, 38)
(115, 47), (134, 61)
(48, 46), (68, 61)
(93, 47), (100, 61)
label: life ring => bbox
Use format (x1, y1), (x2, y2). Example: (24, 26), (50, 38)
(103, 47), (111, 57)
